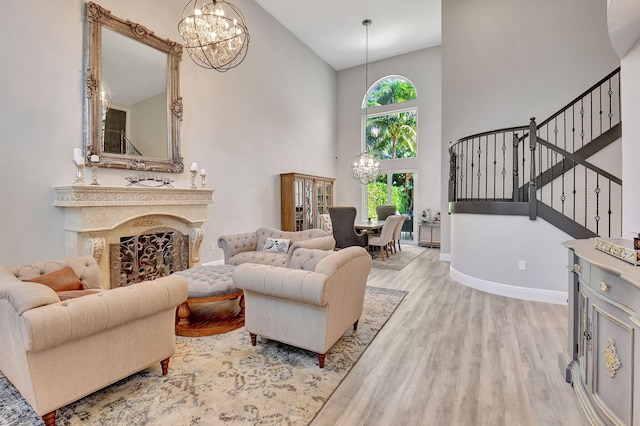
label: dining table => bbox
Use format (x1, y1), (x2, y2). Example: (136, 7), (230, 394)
(354, 220), (385, 233)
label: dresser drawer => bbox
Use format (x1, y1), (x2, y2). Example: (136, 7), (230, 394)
(589, 265), (636, 310)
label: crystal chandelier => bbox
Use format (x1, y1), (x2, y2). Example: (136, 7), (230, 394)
(178, 0), (250, 72)
(351, 19), (381, 185)
(351, 152), (381, 184)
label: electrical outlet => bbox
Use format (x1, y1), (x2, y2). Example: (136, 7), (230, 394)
(518, 260), (526, 270)
(210, 242), (216, 251)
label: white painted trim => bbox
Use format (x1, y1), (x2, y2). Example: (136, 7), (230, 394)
(439, 252), (451, 262)
(450, 266), (567, 305)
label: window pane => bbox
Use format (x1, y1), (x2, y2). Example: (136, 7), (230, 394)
(366, 110), (417, 160)
(367, 174), (388, 220)
(367, 77), (417, 106)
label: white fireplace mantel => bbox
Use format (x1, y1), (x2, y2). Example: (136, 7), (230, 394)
(54, 185), (214, 288)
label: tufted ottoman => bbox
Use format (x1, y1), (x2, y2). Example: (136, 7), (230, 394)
(174, 264), (244, 337)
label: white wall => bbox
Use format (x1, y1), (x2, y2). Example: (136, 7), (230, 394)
(621, 41), (640, 234)
(0, 0), (337, 265)
(335, 47), (442, 225)
(441, 0), (620, 298)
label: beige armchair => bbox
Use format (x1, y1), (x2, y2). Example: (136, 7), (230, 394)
(0, 256), (188, 426)
(232, 246), (372, 368)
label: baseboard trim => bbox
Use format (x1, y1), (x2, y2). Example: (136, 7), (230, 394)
(439, 253), (452, 262)
(450, 266), (567, 305)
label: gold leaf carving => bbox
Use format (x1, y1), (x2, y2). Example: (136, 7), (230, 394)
(87, 2), (109, 23)
(603, 337), (621, 378)
(127, 21), (153, 39)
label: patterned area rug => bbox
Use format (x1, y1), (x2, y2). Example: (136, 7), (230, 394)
(0, 286), (406, 426)
(372, 244), (425, 271)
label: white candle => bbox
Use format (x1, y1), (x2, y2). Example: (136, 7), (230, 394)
(90, 154), (100, 163)
(190, 162), (198, 171)
(200, 168), (206, 175)
(73, 148), (82, 163)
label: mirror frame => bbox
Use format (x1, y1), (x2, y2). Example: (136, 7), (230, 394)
(84, 2), (184, 173)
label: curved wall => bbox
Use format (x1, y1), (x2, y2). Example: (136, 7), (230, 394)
(450, 214), (571, 304)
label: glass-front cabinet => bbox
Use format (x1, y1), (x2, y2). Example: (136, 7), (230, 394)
(281, 173), (335, 232)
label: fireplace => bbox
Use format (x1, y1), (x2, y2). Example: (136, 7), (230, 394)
(54, 185), (213, 288)
(110, 228), (189, 288)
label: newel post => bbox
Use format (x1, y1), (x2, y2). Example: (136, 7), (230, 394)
(528, 117), (538, 220)
(512, 133), (520, 202)
(448, 147), (457, 202)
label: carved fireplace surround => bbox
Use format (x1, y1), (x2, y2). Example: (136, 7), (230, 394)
(54, 185), (214, 288)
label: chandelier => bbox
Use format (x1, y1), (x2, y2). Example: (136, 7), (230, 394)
(351, 18), (380, 185)
(351, 152), (380, 184)
(178, 0), (250, 72)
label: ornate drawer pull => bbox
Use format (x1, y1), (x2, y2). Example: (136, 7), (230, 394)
(599, 281), (610, 292)
(573, 264), (581, 272)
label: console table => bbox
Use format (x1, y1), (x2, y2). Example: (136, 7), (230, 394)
(561, 238), (640, 425)
(418, 220), (440, 248)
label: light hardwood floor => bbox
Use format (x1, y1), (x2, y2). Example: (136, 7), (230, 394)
(311, 247), (587, 426)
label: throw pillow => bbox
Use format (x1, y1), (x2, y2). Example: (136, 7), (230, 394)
(263, 237), (291, 253)
(24, 266), (86, 292)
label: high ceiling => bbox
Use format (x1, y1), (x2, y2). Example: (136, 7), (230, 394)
(253, 0), (441, 71)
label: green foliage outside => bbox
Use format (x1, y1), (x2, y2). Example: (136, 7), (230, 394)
(367, 173), (413, 220)
(365, 78), (417, 161)
(367, 77), (417, 107)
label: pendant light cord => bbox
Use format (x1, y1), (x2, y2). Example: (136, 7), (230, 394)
(363, 19), (372, 138)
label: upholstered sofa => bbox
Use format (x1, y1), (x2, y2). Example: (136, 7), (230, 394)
(0, 256), (188, 426)
(233, 246), (372, 368)
(217, 226), (335, 267)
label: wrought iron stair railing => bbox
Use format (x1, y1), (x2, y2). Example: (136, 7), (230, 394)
(449, 67), (621, 239)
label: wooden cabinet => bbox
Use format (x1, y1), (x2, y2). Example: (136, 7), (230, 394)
(280, 173), (334, 232)
(561, 238), (640, 425)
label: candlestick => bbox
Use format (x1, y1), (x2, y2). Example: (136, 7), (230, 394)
(190, 162), (198, 171)
(190, 169), (198, 189)
(90, 164), (99, 185)
(73, 159), (85, 184)
(200, 169), (207, 189)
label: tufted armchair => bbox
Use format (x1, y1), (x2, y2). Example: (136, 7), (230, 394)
(233, 246), (372, 368)
(217, 226), (335, 267)
(0, 256), (188, 426)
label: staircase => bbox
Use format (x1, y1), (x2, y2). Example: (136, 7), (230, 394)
(448, 68), (622, 239)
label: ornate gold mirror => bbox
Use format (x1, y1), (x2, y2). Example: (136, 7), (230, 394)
(84, 2), (184, 172)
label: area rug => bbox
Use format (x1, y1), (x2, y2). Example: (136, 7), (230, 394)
(0, 286), (407, 426)
(372, 244), (425, 271)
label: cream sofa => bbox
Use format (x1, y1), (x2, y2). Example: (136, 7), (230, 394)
(0, 256), (188, 426)
(217, 226), (335, 267)
(233, 246), (372, 368)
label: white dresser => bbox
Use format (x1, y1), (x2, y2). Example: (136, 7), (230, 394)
(562, 238), (640, 425)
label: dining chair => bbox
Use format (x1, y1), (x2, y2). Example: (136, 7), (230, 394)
(319, 213), (333, 234)
(391, 214), (409, 253)
(375, 205), (397, 221)
(368, 215), (401, 260)
(328, 207), (368, 249)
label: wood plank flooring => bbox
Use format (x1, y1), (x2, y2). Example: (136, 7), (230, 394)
(311, 247), (586, 426)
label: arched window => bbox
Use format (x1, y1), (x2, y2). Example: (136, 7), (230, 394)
(363, 76), (417, 160)
(362, 76), (418, 224)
